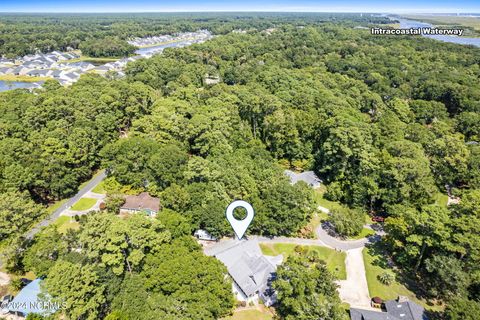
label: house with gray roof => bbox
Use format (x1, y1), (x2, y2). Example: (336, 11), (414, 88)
(27, 69), (50, 77)
(42, 55), (57, 64)
(50, 70), (62, 79)
(12, 66), (32, 75)
(0, 67), (13, 75)
(94, 65), (111, 74)
(350, 297), (428, 320)
(60, 72), (79, 83)
(66, 62), (95, 71)
(0, 57), (13, 64)
(205, 239), (282, 306)
(23, 61), (39, 68)
(284, 170), (322, 188)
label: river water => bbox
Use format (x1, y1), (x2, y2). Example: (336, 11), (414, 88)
(135, 41), (192, 56)
(0, 80), (42, 92)
(397, 18), (480, 47)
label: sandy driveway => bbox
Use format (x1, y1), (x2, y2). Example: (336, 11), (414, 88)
(0, 271), (10, 286)
(337, 247), (372, 309)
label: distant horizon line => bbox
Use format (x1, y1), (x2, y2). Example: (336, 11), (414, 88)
(0, 10), (479, 14)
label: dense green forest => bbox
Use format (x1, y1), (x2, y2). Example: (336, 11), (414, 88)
(274, 247), (348, 319)
(0, 13), (392, 57)
(0, 15), (479, 319)
(79, 36), (136, 58)
(15, 213), (234, 319)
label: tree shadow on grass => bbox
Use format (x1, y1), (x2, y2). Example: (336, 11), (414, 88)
(365, 241), (444, 312)
(365, 241), (392, 270)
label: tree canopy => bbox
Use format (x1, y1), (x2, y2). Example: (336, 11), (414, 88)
(1, 14), (479, 318)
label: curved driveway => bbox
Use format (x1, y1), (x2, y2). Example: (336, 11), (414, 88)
(315, 224), (377, 251)
(252, 223), (379, 251)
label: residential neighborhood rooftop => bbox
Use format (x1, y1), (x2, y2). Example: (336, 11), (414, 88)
(205, 239), (282, 305)
(0, 30), (212, 91)
(350, 297), (428, 320)
(284, 169), (322, 188)
(121, 192), (161, 213)
(6, 279), (58, 317)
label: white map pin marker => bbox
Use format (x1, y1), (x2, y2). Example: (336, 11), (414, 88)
(226, 200), (255, 240)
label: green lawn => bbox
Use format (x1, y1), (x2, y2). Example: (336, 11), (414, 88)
(313, 187), (344, 212)
(363, 246), (443, 311)
(260, 243), (346, 280)
(365, 214), (373, 225)
(348, 227), (376, 240)
(300, 212), (325, 238)
(66, 55), (119, 64)
(433, 192), (449, 207)
(54, 216), (80, 234)
(311, 188), (374, 240)
(45, 171), (104, 213)
(70, 198), (97, 211)
(225, 309), (273, 320)
(0, 74), (50, 82)
(317, 198), (344, 211)
(301, 187), (338, 238)
(92, 180), (106, 194)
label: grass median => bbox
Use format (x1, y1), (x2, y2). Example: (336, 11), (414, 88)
(71, 198), (97, 211)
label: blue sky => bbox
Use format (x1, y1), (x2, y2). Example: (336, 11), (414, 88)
(1, 0), (479, 13)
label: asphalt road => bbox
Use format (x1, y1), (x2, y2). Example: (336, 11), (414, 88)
(252, 228), (374, 251)
(315, 223), (373, 251)
(25, 169), (107, 239)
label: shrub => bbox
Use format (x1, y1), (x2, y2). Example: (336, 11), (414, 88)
(10, 278), (24, 291)
(378, 272), (395, 286)
(324, 182), (344, 201)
